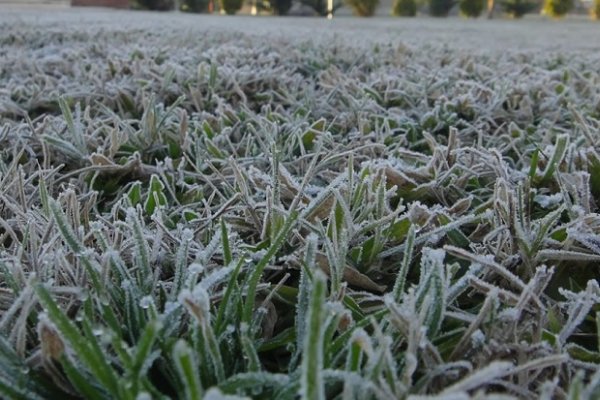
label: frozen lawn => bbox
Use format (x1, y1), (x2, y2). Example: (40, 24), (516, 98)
(2, 9), (600, 399)
(3, 8), (600, 51)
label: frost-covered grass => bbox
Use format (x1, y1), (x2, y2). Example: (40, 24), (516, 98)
(2, 9), (600, 399)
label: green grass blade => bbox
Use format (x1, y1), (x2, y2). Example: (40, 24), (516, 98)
(242, 210), (298, 325)
(131, 320), (161, 379)
(221, 218), (233, 267)
(392, 224), (416, 302)
(300, 270), (327, 400)
(215, 257), (245, 335)
(60, 355), (109, 400)
(173, 340), (203, 400)
(36, 285), (121, 397)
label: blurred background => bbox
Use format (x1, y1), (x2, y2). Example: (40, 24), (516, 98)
(0, 0), (597, 20)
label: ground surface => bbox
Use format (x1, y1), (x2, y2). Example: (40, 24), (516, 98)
(3, 8), (600, 50)
(2, 9), (600, 400)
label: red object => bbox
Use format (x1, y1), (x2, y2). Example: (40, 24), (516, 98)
(71, 0), (129, 8)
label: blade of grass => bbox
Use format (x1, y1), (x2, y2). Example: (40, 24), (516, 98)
(242, 210), (298, 326)
(36, 285), (121, 398)
(300, 270), (327, 400)
(173, 340), (203, 400)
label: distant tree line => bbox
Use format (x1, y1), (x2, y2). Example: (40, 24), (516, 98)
(134, 0), (600, 19)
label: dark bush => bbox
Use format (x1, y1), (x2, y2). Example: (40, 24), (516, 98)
(220, 0), (243, 13)
(392, 0), (417, 15)
(181, 0), (210, 12)
(300, 0), (343, 16)
(270, 0), (293, 14)
(135, 0), (174, 10)
(429, 0), (455, 15)
(500, 0), (538, 17)
(592, 0), (600, 19)
(345, 0), (380, 16)
(459, 0), (484, 15)
(543, 0), (572, 16)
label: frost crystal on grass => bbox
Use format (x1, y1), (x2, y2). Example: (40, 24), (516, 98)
(534, 193), (563, 209)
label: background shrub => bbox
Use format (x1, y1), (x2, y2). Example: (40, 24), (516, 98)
(429, 0), (455, 15)
(220, 0), (243, 13)
(593, 0), (600, 19)
(543, 0), (572, 16)
(392, 0), (417, 15)
(181, 0), (210, 12)
(135, 0), (174, 10)
(345, 0), (380, 16)
(500, 0), (538, 17)
(300, 0), (344, 15)
(459, 0), (484, 15)
(269, 0), (293, 14)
